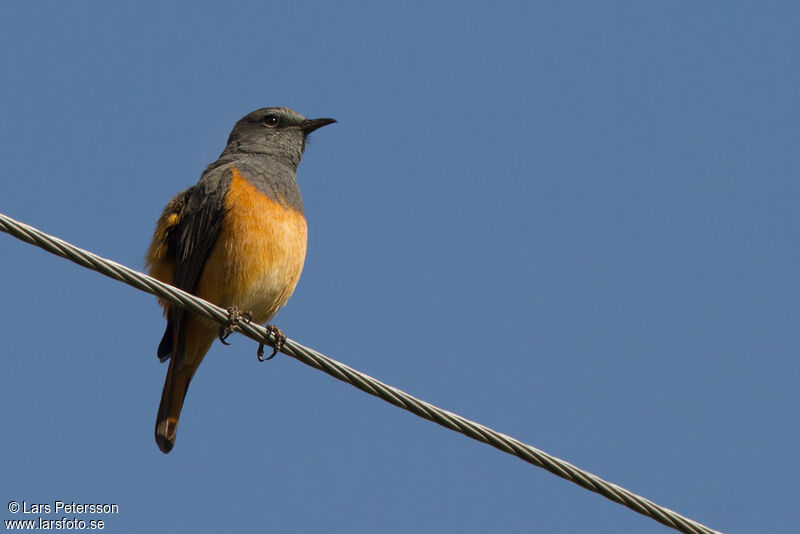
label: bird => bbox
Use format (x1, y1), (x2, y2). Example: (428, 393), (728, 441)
(145, 107), (335, 453)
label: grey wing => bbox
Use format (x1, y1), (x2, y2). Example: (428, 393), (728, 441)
(157, 166), (232, 364)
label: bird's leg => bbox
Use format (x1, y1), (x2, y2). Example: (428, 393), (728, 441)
(257, 325), (286, 361)
(218, 307), (253, 345)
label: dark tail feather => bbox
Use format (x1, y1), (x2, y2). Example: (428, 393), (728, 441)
(155, 356), (192, 454)
(157, 320), (173, 362)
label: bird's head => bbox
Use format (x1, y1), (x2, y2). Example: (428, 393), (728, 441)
(224, 107), (336, 167)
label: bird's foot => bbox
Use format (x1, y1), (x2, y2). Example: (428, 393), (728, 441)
(218, 307), (252, 345)
(257, 325), (286, 362)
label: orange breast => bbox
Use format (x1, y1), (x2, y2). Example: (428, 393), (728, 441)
(196, 168), (308, 323)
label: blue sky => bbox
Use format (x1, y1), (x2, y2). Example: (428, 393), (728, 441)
(1, 2), (797, 533)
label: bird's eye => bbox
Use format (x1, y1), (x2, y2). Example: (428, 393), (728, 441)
(263, 115), (279, 127)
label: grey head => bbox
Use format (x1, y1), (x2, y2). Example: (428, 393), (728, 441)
(220, 107), (336, 171)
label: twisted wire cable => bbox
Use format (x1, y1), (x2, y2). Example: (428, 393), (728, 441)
(0, 211), (721, 534)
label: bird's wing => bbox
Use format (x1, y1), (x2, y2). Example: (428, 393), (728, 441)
(148, 165), (232, 364)
(171, 168), (231, 294)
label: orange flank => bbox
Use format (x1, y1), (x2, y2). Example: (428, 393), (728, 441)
(145, 195), (185, 304)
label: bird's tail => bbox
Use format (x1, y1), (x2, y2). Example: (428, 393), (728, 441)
(154, 317), (214, 454)
(155, 356), (194, 454)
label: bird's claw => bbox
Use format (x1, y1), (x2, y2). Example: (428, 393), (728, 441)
(218, 307), (253, 345)
(257, 325), (286, 362)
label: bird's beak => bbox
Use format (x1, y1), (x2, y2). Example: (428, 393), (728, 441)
(302, 117), (337, 135)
